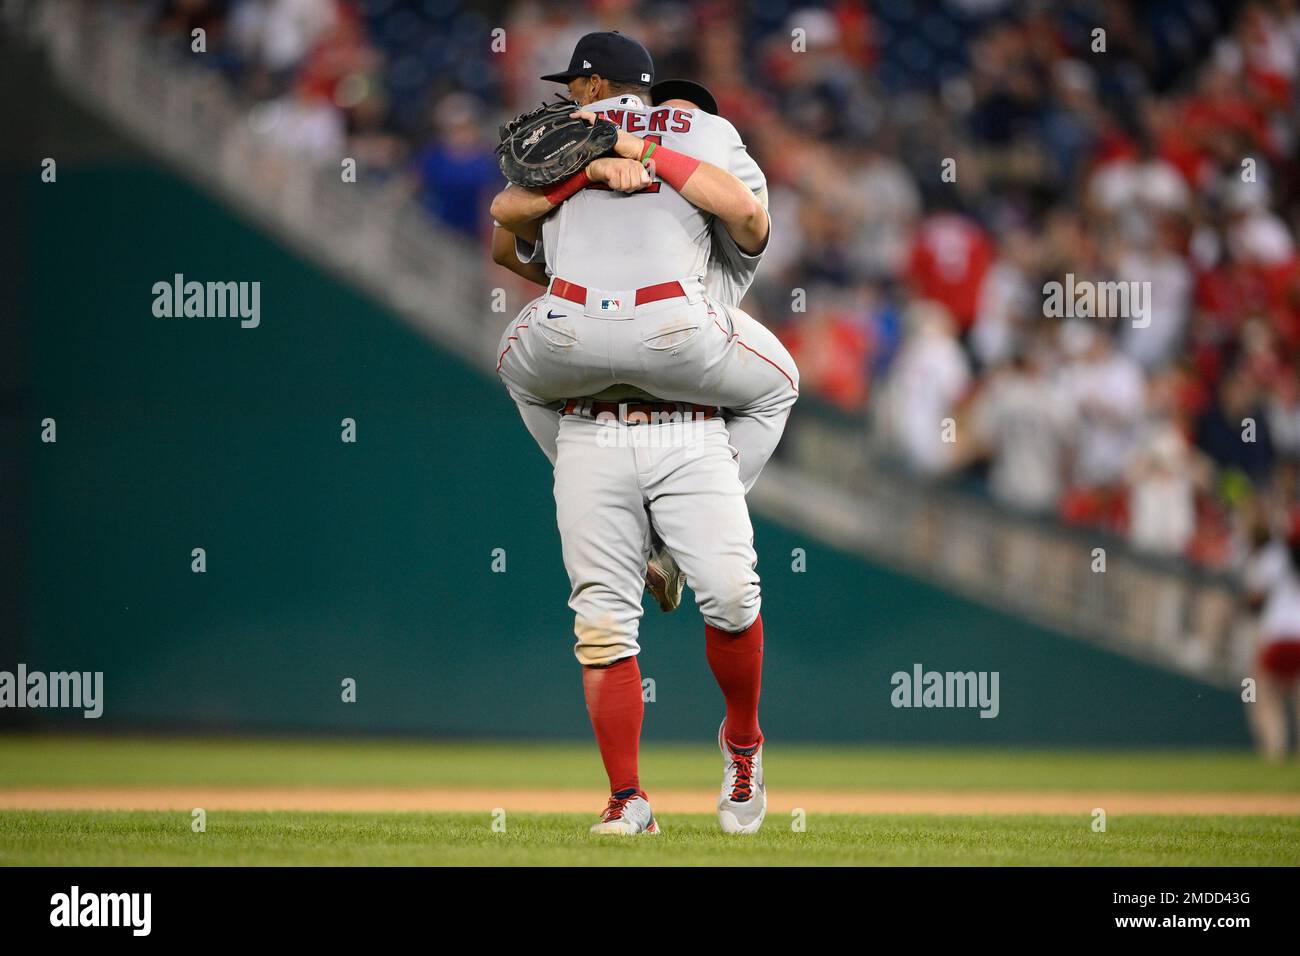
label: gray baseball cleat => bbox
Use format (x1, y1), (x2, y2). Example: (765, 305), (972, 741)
(590, 788), (661, 835)
(717, 721), (766, 834)
(645, 540), (685, 612)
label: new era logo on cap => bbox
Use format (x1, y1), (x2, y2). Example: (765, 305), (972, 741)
(583, 60), (591, 68)
(641, 73), (650, 82)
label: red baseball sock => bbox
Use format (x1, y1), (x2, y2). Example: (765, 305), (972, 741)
(705, 614), (764, 748)
(582, 656), (644, 794)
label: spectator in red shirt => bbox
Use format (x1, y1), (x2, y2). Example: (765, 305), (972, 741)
(905, 210), (995, 333)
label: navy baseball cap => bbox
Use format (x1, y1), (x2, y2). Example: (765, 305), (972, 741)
(651, 78), (718, 115)
(540, 31), (654, 85)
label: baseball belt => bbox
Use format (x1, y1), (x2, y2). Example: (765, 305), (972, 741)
(550, 278), (687, 308)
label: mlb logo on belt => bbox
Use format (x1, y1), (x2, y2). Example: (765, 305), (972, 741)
(600, 298), (622, 311)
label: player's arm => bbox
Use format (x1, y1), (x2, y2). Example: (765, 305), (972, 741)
(488, 158), (653, 230)
(490, 223), (549, 287)
(488, 185), (554, 230)
(664, 159), (769, 254)
(571, 111), (769, 255)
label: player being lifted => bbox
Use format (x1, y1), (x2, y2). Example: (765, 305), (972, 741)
(490, 32), (798, 835)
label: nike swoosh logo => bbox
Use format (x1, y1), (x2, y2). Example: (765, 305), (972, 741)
(546, 310), (566, 319)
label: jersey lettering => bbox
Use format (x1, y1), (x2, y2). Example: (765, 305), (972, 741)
(598, 107), (693, 136)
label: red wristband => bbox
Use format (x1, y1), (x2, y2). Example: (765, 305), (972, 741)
(543, 168), (591, 205)
(640, 144), (701, 192)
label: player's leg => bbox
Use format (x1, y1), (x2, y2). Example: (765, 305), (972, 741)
(509, 391), (560, 465)
(496, 294), (615, 405)
(1260, 639), (1300, 757)
(639, 418), (767, 833)
(497, 295), (605, 466)
(633, 299), (797, 612)
(643, 421), (761, 637)
(1249, 643), (1290, 760)
(710, 302), (800, 491)
(626, 297), (799, 491)
(644, 425), (764, 749)
(553, 415), (660, 834)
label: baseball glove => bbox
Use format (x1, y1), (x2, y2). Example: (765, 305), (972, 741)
(496, 99), (618, 189)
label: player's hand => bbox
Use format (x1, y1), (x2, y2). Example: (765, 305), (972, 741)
(571, 110), (645, 161)
(587, 157), (652, 193)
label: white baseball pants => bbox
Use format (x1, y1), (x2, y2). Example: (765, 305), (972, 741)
(554, 413), (760, 665)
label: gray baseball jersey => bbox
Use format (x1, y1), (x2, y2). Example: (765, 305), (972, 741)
(535, 94), (766, 291)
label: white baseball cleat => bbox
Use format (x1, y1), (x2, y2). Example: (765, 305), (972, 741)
(717, 721), (766, 834)
(589, 788), (661, 835)
(645, 540), (685, 613)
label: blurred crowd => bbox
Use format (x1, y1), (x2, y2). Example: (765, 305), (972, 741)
(143, 0), (1300, 571)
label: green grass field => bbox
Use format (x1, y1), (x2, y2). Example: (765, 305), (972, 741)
(4, 811), (1298, 866)
(2, 735), (1298, 866)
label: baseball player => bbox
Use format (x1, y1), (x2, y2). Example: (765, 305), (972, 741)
(1243, 508), (1300, 759)
(490, 32), (797, 835)
(490, 79), (794, 607)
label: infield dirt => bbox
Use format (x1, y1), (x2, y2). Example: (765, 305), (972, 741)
(2, 788), (1298, 815)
